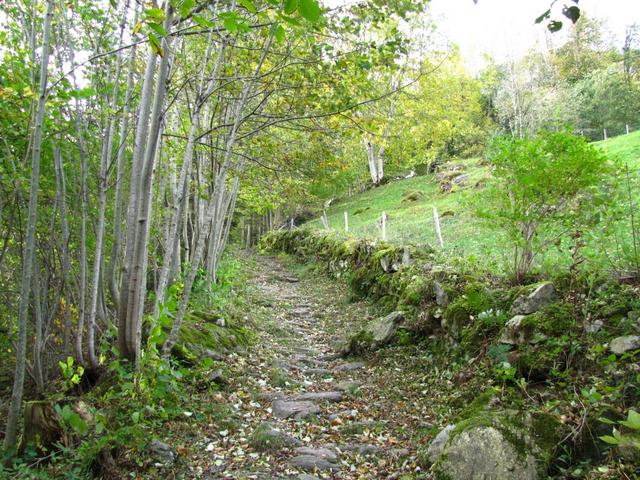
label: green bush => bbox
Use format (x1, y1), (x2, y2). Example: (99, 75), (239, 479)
(481, 130), (612, 282)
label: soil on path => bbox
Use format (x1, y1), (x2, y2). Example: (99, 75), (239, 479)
(182, 254), (430, 480)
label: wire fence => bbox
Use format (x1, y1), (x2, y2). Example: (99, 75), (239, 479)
(577, 122), (640, 142)
(310, 158), (640, 274)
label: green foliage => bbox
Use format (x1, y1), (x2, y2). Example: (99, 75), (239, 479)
(482, 130), (612, 280)
(599, 410), (640, 451)
(58, 356), (85, 389)
(54, 404), (88, 435)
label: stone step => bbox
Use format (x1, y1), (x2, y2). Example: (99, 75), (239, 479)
(272, 399), (320, 419)
(293, 391), (343, 402)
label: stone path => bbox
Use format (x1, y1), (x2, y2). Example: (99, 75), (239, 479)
(197, 255), (414, 479)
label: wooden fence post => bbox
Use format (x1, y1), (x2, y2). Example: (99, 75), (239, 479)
(344, 211), (349, 233)
(320, 210), (329, 230)
(381, 211), (387, 241)
(603, 128), (608, 140)
(433, 207), (444, 248)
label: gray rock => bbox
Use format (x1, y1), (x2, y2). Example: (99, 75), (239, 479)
(278, 275), (300, 283)
(292, 354), (324, 366)
(272, 399), (320, 420)
(510, 282), (557, 315)
(585, 319), (604, 333)
(318, 352), (343, 361)
(207, 369), (225, 385)
(434, 426), (538, 480)
(298, 475), (321, 480)
(148, 440), (176, 464)
(500, 315), (531, 345)
(453, 173), (468, 184)
(389, 447), (410, 457)
(347, 311), (405, 353)
(431, 410), (563, 480)
(204, 349), (225, 361)
(289, 455), (339, 471)
(294, 391), (343, 402)
(215, 318), (226, 327)
(335, 381), (361, 392)
(328, 409), (358, 421)
(433, 282), (449, 307)
(609, 335), (640, 354)
(250, 422), (302, 451)
(426, 424), (455, 464)
(294, 446), (339, 463)
(334, 361), (365, 372)
(274, 360), (301, 371)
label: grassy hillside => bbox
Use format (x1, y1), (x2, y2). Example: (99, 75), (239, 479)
(305, 131), (640, 273)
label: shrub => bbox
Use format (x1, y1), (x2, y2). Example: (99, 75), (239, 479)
(481, 130), (611, 282)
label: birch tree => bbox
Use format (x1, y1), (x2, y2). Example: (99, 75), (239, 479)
(3, 0), (54, 452)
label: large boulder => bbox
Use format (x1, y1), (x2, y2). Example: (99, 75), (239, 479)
(429, 410), (564, 480)
(346, 311), (404, 353)
(510, 282), (557, 315)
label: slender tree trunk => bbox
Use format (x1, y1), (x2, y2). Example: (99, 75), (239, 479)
(32, 261), (45, 394)
(4, 0), (54, 453)
(54, 148), (72, 355)
(86, 1), (130, 371)
(108, 29), (138, 309)
(162, 32), (273, 355)
(119, 4), (173, 364)
(118, 47), (158, 361)
(76, 143), (88, 365)
(154, 33), (225, 318)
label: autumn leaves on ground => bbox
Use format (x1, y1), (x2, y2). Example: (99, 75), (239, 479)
(176, 254), (427, 479)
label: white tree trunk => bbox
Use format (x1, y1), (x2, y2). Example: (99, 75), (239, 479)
(4, 0), (54, 452)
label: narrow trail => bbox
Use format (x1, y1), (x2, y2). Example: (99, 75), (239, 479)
(190, 254), (419, 479)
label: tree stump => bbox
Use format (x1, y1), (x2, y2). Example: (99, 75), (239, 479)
(19, 400), (64, 454)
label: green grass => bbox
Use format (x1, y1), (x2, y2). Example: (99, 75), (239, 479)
(598, 129), (640, 167)
(305, 131), (640, 274)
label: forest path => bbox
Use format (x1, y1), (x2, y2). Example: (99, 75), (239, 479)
(187, 254), (420, 480)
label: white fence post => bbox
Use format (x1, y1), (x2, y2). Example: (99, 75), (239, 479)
(381, 211), (387, 241)
(320, 210), (329, 230)
(626, 124), (630, 135)
(604, 128), (608, 140)
(433, 207), (444, 248)
(344, 211), (349, 233)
